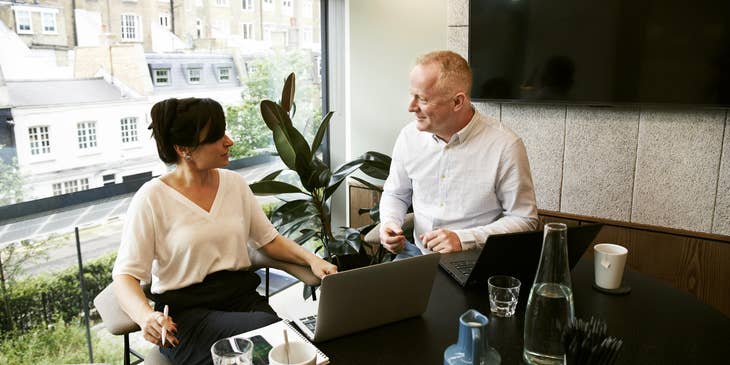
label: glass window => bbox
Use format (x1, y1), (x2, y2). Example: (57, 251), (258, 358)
(41, 12), (57, 33)
(159, 13), (170, 30)
(120, 117), (138, 144)
(52, 178), (89, 196)
(187, 68), (202, 83)
(263, 0), (274, 11)
(242, 23), (254, 40)
(121, 14), (140, 41)
(242, 0), (253, 11)
(216, 0), (229, 6)
(282, 0), (293, 16)
(28, 126), (51, 155)
(77, 122), (97, 149)
(15, 10), (32, 34)
(217, 67), (231, 82)
(154, 68), (170, 85)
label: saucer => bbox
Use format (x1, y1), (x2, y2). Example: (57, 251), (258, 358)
(592, 282), (631, 295)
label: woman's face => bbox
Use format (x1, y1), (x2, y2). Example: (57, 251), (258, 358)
(187, 123), (234, 169)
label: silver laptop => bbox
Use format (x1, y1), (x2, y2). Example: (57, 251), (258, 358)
(289, 253), (441, 342)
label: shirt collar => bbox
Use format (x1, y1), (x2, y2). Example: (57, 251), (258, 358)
(431, 106), (480, 146)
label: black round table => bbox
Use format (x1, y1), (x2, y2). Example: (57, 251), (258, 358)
(318, 259), (730, 364)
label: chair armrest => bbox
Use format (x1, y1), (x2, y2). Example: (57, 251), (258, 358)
(93, 284), (140, 335)
(248, 247), (321, 287)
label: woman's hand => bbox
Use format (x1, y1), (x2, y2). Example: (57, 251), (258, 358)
(309, 257), (338, 279)
(140, 310), (179, 348)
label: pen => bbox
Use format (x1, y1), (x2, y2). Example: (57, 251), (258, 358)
(161, 304), (169, 346)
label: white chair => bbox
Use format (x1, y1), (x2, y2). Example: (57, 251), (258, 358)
(94, 247), (321, 365)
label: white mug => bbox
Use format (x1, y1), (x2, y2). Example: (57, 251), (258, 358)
(593, 243), (628, 289)
(268, 342), (317, 365)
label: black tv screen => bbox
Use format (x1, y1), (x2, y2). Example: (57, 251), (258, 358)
(469, 0), (730, 107)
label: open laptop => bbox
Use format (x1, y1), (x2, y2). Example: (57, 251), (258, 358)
(288, 253), (441, 342)
(440, 224), (603, 290)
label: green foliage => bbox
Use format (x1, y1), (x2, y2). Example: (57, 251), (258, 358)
(226, 50), (322, 159)
(0, 253), (116, 334)
(0, 320), (123, 365)
(0, 156), (24, 205)
(249, 73), (391, 266)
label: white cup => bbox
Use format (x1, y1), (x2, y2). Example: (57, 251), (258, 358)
(593, 243), (628, 289)
(268, 342), (317, 365)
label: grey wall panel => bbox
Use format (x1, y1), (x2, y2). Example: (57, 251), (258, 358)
(474, 102), (500, 121)
(447, 26), (468, 61)
(501, 104), (566, 211)
(561, 107), (639, 221)
(632, 109), (725, 232)
(713, 114), (730, 235)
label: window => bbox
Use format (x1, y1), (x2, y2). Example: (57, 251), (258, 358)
(242, 23), (254, 40)
(159, 13), (170, 30)
(41, 12), (57, 33)
(77, 122), (97, 149)
(217, 67), (231, 82)
(196, 18), (202, 39)
(212, 20), (228, 38)
(242, 0), (253, 11)
(103, 174), (116, 186)
(52, 178), (89, 196)
(263, 24), (273, 41)
(187, 68), (202, 83)
(15, 10), (32, 34)
(120, 117), (138, 144)
(216, 0), (229, 6)
(303, 0), (313, 16)
(28, 126), (50, 155)
(121, 14), (141, 41)
(282, 0), (293, 16)
(263, 0), (274, 11)
(153, 68), (170, 85)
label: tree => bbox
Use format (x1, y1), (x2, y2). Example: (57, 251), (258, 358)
(226, 50), (323, 159)
(0, 157), (23, 206)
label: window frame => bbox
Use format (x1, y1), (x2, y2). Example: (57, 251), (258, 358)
(28, 125), (51, 156)
(153, 68), (171, 86)
(15, 9), (33, 34)
(242, 0), (254, 11)
(187, 67), (202, 84)
(41, 11), (57, 34)
(76, 121), (98, 150)
(242, 22), (254, 40)
(120, 117), (139, 145)
(120, 13), (142, 42)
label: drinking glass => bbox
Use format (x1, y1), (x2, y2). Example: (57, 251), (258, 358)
(488, 275), (521, 317)
(211, 337), (254, 365)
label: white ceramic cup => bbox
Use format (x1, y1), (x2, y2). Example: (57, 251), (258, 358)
(593, 243), (628, 289)
(268, 342), (317, 365)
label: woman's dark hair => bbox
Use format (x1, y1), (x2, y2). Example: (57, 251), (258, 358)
(149, 98), (226, 163)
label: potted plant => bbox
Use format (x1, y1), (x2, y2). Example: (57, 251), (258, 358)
(249, 73), (391, 271)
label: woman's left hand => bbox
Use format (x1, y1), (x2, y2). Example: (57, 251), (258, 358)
(310, 257), (337, 278)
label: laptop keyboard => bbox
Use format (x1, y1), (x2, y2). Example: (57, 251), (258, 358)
(452, 260), (476, 276)
(301, 315), (317, 332)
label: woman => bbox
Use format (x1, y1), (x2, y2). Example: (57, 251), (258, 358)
(112, 97), (337, 365)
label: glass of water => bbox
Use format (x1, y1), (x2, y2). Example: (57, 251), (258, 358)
(211, 337), (254, 365)
(488, 275), (521, 317)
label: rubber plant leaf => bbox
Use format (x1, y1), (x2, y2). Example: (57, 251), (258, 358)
(310, 111), (334, 158)
(280, 73), (295, 114)
(249, 180), (304, 195)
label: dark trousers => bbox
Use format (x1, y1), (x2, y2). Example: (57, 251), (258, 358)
(151, 270), (280, 365)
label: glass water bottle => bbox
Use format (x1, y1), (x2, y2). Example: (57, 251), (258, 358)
(523, 223), (575, 365)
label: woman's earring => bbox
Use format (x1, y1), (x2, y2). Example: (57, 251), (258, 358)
(185, 154), (192, 161)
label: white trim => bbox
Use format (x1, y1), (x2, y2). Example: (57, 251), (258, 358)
(14, 9), (33, 34)
(41, 11), (57, 34)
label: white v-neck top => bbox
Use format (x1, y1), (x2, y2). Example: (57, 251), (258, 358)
(112, 169), (278, 294)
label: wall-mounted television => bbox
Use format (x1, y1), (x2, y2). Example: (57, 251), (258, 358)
(469, 0), (730, 107)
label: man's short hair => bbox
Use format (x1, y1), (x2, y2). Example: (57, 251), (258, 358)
(416, 50), (473, 96)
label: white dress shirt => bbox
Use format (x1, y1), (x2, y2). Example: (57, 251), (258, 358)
(379, 108), (538, 252)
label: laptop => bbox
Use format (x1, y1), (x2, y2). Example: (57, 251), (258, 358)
(439, 223), (603, 290)
(288, 253), (441, 342)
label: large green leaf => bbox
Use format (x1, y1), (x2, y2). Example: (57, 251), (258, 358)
(280, 73), (296, 113)
(359, 151), (392, 180)
(269, 199), (313, 226)
(349, 176), (383, 192)
(323, 158), (366, 200)
(260, 101), (297, 170)
(304, 158), (331, 191)
(310, 111), (333, 157)
(249, 180), (304, 195)
(259, 169), (284, 181)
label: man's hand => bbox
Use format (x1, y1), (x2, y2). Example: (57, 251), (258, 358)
(380, 221), (407, 254)
(420, 229), (462, 253)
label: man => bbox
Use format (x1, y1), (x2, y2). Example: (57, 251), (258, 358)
(379, 50), (538, 257)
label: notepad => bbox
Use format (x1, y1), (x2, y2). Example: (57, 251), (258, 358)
(237, 319), (330, 365)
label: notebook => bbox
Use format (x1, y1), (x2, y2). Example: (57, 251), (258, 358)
(439, 223), (603, 291)
(238, 319), (329, 365)
(286, 253), (441, 342)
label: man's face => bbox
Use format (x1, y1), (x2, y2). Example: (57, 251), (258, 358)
(408, 63), (455, 137)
